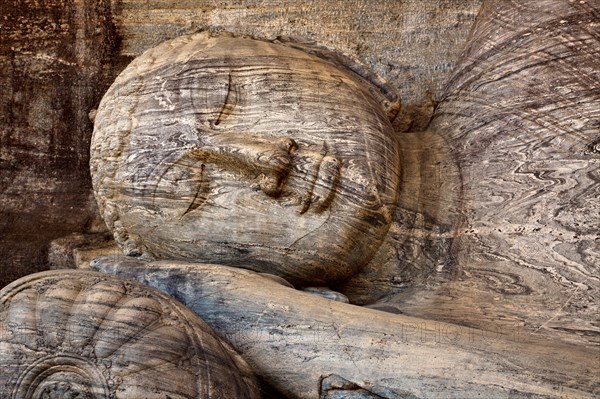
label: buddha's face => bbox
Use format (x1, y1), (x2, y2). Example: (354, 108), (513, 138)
(91, 34), (401, 285)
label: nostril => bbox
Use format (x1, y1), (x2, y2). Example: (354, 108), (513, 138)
(288, 139), (298, 153)
(321, 155), (341, 169)
(277, 138), (298, 154)
(259, 173), (284, 197)
(243, 139), (298, 198)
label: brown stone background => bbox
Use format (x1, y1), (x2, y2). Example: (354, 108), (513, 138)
(0, 0), (483, 288)
(1, 2), (599, 396)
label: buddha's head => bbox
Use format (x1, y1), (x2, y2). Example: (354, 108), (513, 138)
(91, 33), (401, 286)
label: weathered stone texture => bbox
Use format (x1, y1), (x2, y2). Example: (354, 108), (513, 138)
(386, 0), (600, 350)
(90, 33), (402, 286)
(0, 269), (261, 398)
(111, 0), (483, 129)
(0, 0), (118, 287)
(92, 257), (600, 399)
(0, 0), (482, 288)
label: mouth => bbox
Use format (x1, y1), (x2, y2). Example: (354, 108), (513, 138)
(299, 153), (341, 214)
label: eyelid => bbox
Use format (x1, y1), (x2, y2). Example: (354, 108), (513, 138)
(213, 72), (238, 127)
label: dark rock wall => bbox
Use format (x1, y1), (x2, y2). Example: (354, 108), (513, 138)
(0, 0), (118, 287)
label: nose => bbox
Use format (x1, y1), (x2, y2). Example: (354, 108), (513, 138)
(190, 136), (297, 197)
(188, 135), (340, 212)
(243, 138), (341, 211)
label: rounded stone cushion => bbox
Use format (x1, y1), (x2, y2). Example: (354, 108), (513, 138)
(0, 270), (260, 398)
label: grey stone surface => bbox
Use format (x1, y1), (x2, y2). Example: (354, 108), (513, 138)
(0, 269), (260, 398)
(111, 0), (482, 130)
(388, 0), (600, 351)
(91, 257), (599, 399)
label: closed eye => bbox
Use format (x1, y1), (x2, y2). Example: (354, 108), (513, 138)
(214, 72), (238, 127)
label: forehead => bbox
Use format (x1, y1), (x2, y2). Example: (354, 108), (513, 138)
(130, 37), (389, 147)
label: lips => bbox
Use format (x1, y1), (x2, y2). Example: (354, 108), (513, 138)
(299, 154), (341, 214)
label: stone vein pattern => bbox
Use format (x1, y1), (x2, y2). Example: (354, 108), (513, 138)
(0, 270), (260, 399)
(0, 0), (483, 289)
(111, 0), (483, 129)
(93, 257), (600, 399)
(91, 32), (401, 286)
(405, 0), (600, 346)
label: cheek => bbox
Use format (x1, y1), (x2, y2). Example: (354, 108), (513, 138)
(179, 187), (332, 248)
(337, 150), (397, 202)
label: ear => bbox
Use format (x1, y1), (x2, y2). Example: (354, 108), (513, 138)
(274, 36), (401, 122)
